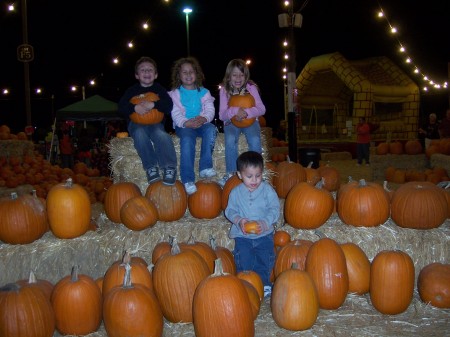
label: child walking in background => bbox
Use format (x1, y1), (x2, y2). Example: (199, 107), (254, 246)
(225, 151), (280, 297)
(168, 57), (217, 195)
(218, 59), (266, 187)
(118, 56), (177, 185)
(356, 116), (370, 166)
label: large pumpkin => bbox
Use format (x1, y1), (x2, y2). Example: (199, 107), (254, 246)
(188, 180), (222, 219)
(193, 259), (255, 337)
(337, 179), (390, 227)
(274, 239), (313, 279)
(390, 181), (448, 229)
(179, 236), (218, 273)
(284, 180), (334, 229)
(120, 195), (158, 231)
(104, 181), (142, 224)
(0, 192), (48, 244)
(145, 180), (187, 221)
(103, 264), (163, 337)
(271, 265), (319, 331)
(152, 239), (210, 323)
(273, 159), (306, 199)
(417, 262), (450, 308)
(129, 92), (164, 125)
(340, 242), (371, 295)
(51, 265), (102, 336)
(370, 250), (415, 315)
(317, 165), (341, 192)
(305, 237), (349, 309)
(210, 236), (236, 275)
(0, 282), (56, 337)
(46, 178), (91, 239)
(221, 174), (242, 210)
(229, 93), (256, 128)
(236, 270), (264, 301)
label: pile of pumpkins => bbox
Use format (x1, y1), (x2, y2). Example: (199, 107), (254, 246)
(1, 232), (449, 336)
(375, 138), (450, 159)
(0, 124), (29, 140)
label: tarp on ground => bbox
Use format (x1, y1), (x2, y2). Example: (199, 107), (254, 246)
(56, 95), (123, 121)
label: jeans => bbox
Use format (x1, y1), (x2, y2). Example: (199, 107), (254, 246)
(224, 121), (262, 173)
(175, 123), (217, 183)
(233, 234), (275, 286)
(128, 121), (177, 171)
(357, 142), (370, 164)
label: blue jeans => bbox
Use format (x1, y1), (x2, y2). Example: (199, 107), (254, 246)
(233, 234), (275, 286)
(224, 121), (262, 173)
(357, 142), (370, 164)
(128, 121), (177, 171)
(175, 123), (217, 183)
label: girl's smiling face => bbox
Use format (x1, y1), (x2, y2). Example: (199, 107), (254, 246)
(230, 66), (245, 89)
(237, 165), (263, 192)
(179, 63), (197, 89)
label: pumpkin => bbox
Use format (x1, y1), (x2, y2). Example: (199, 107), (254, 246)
(370, 250), (415, 315)
(240, 279), (261, 320)
(104, 181), (142, 224)
(145, 180), (187, 221)
(271, 264), (319, 331)
(129, 92), (164, 125)
(17, 270), (54, 301)
(210, 236), (236, 275)
(389, 140), (404, 154)
(417, 262), (450, 308)
(152, 239), (210, 323)
(317, 165), (341, 192)
(237, 270), (264, 301)
(120, 195), (158, 231)
(404, 139), (423, 154)
(273, 229), (291, 252)
(179, 236), (218, 273)
(229, 93), (256, 128)
(272, 159), (306, 199)
(221, 174), (242, 210)
(188, 180), (222, 219)
(102, 250), (153, 296)
(103, 264), (163, 337)
(193, 259), (255, 337)
(304, 161), (321, 185)
(116, 131), (129, 138)
(305, 237), (349, 309)
(243, 220), (260, 234)
(376, 142), (390, 155)
(151, 239), (173, 265)
(51, 265), (102, 335)
(0, 192), (48, 244)
(390, 181), (448, 229)
(284, 180), (334, 229)
(274, 239), (313, 279)
(0, 282), (56, 337)
(340, 242), (371, 295)
(46, 178), (91, 239)
(337, 179), (390, 227)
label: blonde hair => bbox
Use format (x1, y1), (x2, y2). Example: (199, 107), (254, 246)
(221, 59), (256, 94)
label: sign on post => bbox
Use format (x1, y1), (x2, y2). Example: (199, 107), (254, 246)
(17, 44), (34, 62)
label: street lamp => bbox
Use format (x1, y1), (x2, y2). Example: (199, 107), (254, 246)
(183, 7), (192, 56)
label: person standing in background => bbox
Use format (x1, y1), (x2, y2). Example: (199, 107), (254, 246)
(356, 117), (370, 166)
(419, 113), (440, 149)
(59, 129), (74, 169)
(438, 108), (450, 139)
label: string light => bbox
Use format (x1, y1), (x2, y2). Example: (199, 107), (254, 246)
(376, 6), (448, 92)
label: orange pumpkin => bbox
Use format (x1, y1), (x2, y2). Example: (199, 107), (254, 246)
(104, 181), (142, 224)
(188, 180), (222, 219)
(229, 93), (256, 128)
(243, 220), (260, 234)
(404, 139), (423, 154)
(340, 242), (371, 295)
(210, 236), (236, 275)
(237, 270), (264, 301)
(370, 250), (415, 315)
(221, 174), (242, 210)
(120, 195), (159, 231)
(417, 262), (450, 308)
(240, 280), (261, 320)
(273, 229), (291, 251)
(273, 159), (306, 199)
(145, 180), (187, 221)
(129, 92), (164, 125)
(274, 239), (313, 278)
(179, 236), (218, 273)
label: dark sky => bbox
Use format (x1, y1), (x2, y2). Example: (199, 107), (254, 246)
(1, 0), (449, 132)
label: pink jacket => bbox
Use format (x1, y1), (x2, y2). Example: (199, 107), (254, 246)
(169, 88), (215, 128)
(218, 83), (266, 122)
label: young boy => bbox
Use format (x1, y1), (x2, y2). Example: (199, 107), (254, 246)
(224, 151), (280, 297)
(118, 56), (177, 185)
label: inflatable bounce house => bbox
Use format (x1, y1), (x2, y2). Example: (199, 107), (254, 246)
(295, 52), (420, 144)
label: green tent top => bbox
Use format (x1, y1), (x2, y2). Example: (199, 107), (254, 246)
(56, 95), (122, 121)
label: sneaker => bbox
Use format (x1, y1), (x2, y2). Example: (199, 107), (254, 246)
(184, 182), (197, 195)
(218, 173), (233, 187)
(263, 285), (272, 298)
(199, 168), (217, 178)
(146, 166), (161, 184)
(163, 167), (177, 186)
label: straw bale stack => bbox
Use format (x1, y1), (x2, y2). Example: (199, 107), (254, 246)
(0, 139), (35, 158)
(371, 154), (428, 181)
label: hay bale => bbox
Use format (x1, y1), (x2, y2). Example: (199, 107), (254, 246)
(430, 153), (450, 175)
(321, 151), (352, 161)
(108, 128), (272, 193)
(0, 140), (35, 158)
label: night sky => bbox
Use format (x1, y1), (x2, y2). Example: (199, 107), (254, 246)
(1, 0), (449, 132)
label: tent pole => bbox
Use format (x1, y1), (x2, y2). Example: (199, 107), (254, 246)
(47, 117), (57, 162)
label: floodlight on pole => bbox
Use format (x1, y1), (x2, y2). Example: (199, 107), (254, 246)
(183, 7), (192, 56)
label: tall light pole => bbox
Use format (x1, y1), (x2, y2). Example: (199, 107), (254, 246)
(183, 7), (192, 56)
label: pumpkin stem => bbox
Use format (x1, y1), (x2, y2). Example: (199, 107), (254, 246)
(307, 161), (313, 168)
(210, 236), (217, 250)
(121, 250), (132, 265)
(383, 180), (391, 192)
(123, 263), (133, 288)
(171, 238), (181, 255)
(212, 258), (228, 276)
(70, 265), (80, 282)
(28, 270), (37, 283)
(359, 179), (367, 186)
(315, 177), (325, 189)
(291, 262), (299, 270)
(348, 176), (353, 183)
(10, 192), (18, 200)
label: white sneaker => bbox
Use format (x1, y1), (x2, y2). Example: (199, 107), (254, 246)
(264, 285), (272, 298)
(218, 173), (233, 187)
(184, 182), (197, 195)
(199, 168), (217, 178)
